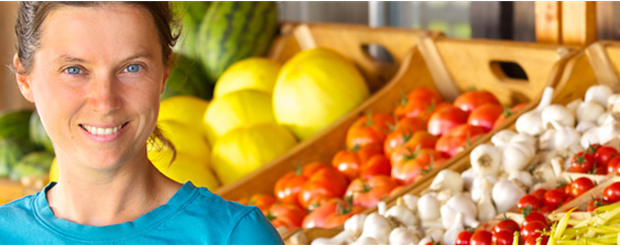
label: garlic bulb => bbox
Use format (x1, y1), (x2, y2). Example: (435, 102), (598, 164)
(418, 193), (440, 221)
(359, 213), (392, 244)
(470, 144), (502, 177)
(442, 212), (464, 245)
(541, 104), (575, 129)
(429, 169), (464, 193)
(492, 179), (526, 213)
(576, 121), (597, 133)
(389, 227), (420, 245)
(585, 84), (613, 108)
(385, 205), (418, 227)
(344, 214), (367, 236)
(577, 100), (605, 123)
(476, 184), (497, 223)
(491, 130), (517, 149)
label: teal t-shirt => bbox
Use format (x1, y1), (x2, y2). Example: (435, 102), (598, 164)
(0, 182), (284, 244)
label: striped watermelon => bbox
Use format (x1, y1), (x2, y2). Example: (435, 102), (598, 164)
(197, 2), (279, 84)
(173, 1), (211, 58)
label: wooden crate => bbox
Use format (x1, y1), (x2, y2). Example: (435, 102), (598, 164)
(283, 37), (580, 242)
(215, 23), (440, 200)
(286, 41), (620, 244)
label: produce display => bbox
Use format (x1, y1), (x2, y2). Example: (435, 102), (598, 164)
(233, 84), (526, 235)
(294, 83), (620, 245)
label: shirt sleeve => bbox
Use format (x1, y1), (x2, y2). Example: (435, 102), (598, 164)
(227, 208), (285, 245)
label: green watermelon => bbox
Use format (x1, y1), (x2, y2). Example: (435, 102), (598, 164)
(0, 110), (33, 142)
(197, 1), (279, 84)
(162, 54), (213, 100)
(29, 110), (54, 153)
(9, 151), (55, 181)
(173, 1), (211, 58)
(0, 139), (28, 178)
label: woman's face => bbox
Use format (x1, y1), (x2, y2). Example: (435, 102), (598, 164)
(20, 4), (168, 172)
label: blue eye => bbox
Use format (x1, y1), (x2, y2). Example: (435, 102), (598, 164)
(124, 64), (142, 73)
(65, 67), (82, 75)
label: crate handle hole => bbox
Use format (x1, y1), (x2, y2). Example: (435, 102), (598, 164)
(361, 44), (395, 64)
(490, 61), (528, 82)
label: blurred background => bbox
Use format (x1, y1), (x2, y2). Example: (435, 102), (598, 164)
(1, 1), (619, 112)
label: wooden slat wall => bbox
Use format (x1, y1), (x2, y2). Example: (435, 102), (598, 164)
(0, 2), (31, 113)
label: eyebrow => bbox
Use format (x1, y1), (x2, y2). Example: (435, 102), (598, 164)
(53, 52), (153, 65)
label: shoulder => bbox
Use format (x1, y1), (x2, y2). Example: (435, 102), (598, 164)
(0, 193), (39, 236)
(185, 186), (258, 222)
(178, 185), (283, 244)
(0, 194), (36, 219)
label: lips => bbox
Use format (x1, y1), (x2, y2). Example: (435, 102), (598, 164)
(80, 122), (129, 136)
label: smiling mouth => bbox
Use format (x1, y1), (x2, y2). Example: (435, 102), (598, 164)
(79, 122), (129, 136)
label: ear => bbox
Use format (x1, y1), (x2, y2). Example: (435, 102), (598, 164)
(13, 54), (35, 103)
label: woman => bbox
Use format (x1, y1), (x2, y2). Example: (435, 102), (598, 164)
(0, 2), (283, 244)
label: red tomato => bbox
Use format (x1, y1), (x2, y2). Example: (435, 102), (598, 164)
(356, 143), (384, 164)
(467, 103), (504, 132)
(492, 230), (514, 245)
(603, 182), (620, 204)
(454, 91), (501, 112)
(470, 230), (493, 245)
(393, 87), (443, 120)
(345, 175), (398, 208)
(595, 146), (619, 165)
(455, 230), (473, 245)
(384, 117), (427, 156)
(587, 197), (604, 212)
(298, 166), (349, 210)
(520, 221), (548, 241)
(586, 143), (602, 155)
(570, 152), (596, 173)
(322, 205), (364, 229)
(607, 157), (620, 176)
(391, 149), (446, 185)
(301, 198), (340, 229)
(407, 87), (444, 103)
(346, 113), (395, 150)
(493, 103), (528, 130)
(543, 188), (566, 209)
(517, 194), (542, 212)
(427, 105), (469, 137)
(389, 131), (437, 166)
(435, 124), (486, 158)
(332, 149), (362, 181)
(274, 162), (329, 207)
(359, 154), (392, 178)
(523, 211), (548, 226)
(531, 188), (547, 200)
(569, 177), (595, 198)
(268, 203), (307, 229)
(524, 235), (549, 245)
(493, 219), (520, 234)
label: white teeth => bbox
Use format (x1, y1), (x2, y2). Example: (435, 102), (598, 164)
(83, 124), (124, 136)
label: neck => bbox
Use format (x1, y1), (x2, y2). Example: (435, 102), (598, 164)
(47, 151), (180, 226)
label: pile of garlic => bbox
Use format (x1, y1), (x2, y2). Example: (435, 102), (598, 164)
(297, 84), (620, 245)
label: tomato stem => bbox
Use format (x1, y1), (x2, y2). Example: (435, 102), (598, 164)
(364, 111), (373, 128)
(351, 144), (361, 153)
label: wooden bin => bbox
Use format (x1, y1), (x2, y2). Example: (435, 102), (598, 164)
(284, 37), (580, 243)
(291, 41), (620, 244)
(215, 23), (439, 199)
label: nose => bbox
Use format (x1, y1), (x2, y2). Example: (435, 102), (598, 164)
(87, 74), (122, 113)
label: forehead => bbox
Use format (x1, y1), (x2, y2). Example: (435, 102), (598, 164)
(37, 3), (162, 63)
